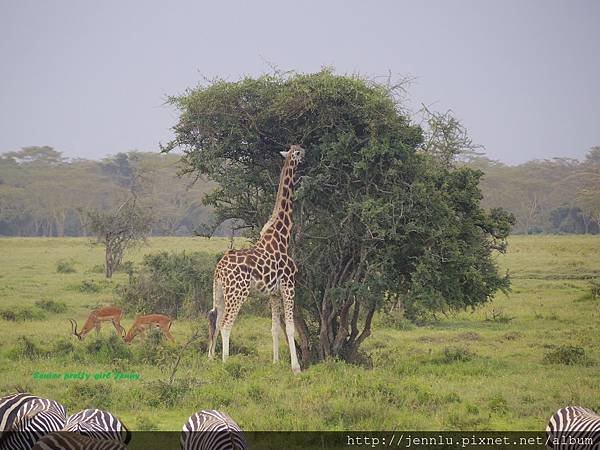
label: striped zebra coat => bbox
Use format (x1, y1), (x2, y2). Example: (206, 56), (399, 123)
(547, 406), (600, 449)
(31, 432), (129, 450)
(63, 409), (130, 444)
(180, 410), (247, 450)
(0, 393), (67, 450)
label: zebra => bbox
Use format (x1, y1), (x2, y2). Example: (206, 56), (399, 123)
(0, 393), (67, 450)
(63, 409), (130, 444)
(547, 406), (600, 449)
(32, 432), (129, 450)
(180, 410), (248, 450)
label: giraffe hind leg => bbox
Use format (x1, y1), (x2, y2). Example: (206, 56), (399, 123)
(270, 295), (281, 363)
(208, 279), (224, 359)
(281, 282), (301, 374)
(220, 287), (248, 362)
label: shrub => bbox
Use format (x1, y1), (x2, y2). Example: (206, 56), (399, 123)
(379, 309), (416, 330)
(89, 264), (105, 274)
(543, 345), (590, 365)
(64, 383), (114, 410)
(135, 329), (173, 365)
(85, 335), (133, 363)
(0, 306), (46, 322)
(438, 346), (476, 364)
(117, 251), (216, 318)
(488, 394), (509, 414)
(8, 336), (45, 360)
(142, 380), (191, 407)
(35, 299), (67, 314)
(49, 337), (75, 357)
(56, 259), (76, 273)
(116, 260), (135, 275)
(79, 279), (105, 293)
(484, 308), (514, 323)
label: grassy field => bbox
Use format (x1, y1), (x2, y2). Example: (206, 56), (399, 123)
(0, 235), (599, 433)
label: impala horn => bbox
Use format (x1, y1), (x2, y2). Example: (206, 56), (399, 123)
(69, 319), (82, 340)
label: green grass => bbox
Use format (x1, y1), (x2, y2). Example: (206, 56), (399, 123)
(0, 235), (599, 431)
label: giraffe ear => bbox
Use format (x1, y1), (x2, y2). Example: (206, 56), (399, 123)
(279, 151), (289, 158)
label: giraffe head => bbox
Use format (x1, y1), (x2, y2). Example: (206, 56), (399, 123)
(280, 145), (305, 166)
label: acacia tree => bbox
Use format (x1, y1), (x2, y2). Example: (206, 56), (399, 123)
(164, 70), (514, 365)
(86, 196), (154, 278)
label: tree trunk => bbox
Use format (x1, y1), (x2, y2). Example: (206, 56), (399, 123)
(294, 307), (311, 368)
(105, 245), (114, 279)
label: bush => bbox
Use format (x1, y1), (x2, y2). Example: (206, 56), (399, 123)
(79, 279), (106, 293)
(64, 383), (114, 410)
(134, 329), (173, 365)
(438, 346), (476, 364)
(89, 264), (105, 274)
(8, 336), (46, 360)
(49, 337), (75, 357)
(379, 309), (416, 330)
(56, 259), (76, 273)
(543, 345), (590, 365)
(117, 251), (216, 318)
(85, 335), (133, 363)
(142, 380), (191, 407)
(35, 299), (67, 314)
(0, 306), (46, 321)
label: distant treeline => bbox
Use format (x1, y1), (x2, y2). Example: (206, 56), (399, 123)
(1, 146), (599, 237)
(0, 147), (216, 237)
(471, 146), (600, 234)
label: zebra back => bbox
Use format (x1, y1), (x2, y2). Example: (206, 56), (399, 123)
(181, 409), (247, 450)
(547, 406), (600, 449)
(32, 432), (129, 450)
(0, 394), (67, 450)
(1, 393), (59, 431)
(64, 409), (130, 444)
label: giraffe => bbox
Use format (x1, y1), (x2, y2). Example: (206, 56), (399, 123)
(207, 144), (305, 374)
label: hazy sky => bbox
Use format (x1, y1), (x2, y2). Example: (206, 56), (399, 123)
(1, 0), (598, 164)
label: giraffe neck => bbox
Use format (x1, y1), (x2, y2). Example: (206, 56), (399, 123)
(258, 155), (297, 248)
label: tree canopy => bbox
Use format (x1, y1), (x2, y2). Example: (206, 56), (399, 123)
(164, 70), (514, 363)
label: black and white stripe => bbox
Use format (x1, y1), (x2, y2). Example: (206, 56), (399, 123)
(547, 406), (600, 449)
(32, 432), (129, 450)
(181, 410), (247, 450)
(0, 393), (67, 450)
(63, 409), (130, 444)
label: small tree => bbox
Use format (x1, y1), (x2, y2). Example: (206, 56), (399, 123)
(86, 196), (153, 278)
(164, 70), (513, 364)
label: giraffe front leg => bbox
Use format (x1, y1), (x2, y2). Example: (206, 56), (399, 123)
(281, 283), (301, 374)
(270, 296), (281, 363)
(221, 327), (231, 361)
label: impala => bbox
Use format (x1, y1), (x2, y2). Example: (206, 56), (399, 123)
(69, 307), (125, 341)
(123, 314), (175, 343)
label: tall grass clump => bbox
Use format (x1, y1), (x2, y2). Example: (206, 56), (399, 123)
(543, 345), (591, 366)
(0, 306), (46, 321)
(35, 299), (67, 314)
(56, 259), (76, 273)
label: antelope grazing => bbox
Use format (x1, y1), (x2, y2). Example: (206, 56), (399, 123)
(69, 307), (125, 341)
(123, 314), (174, 343)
